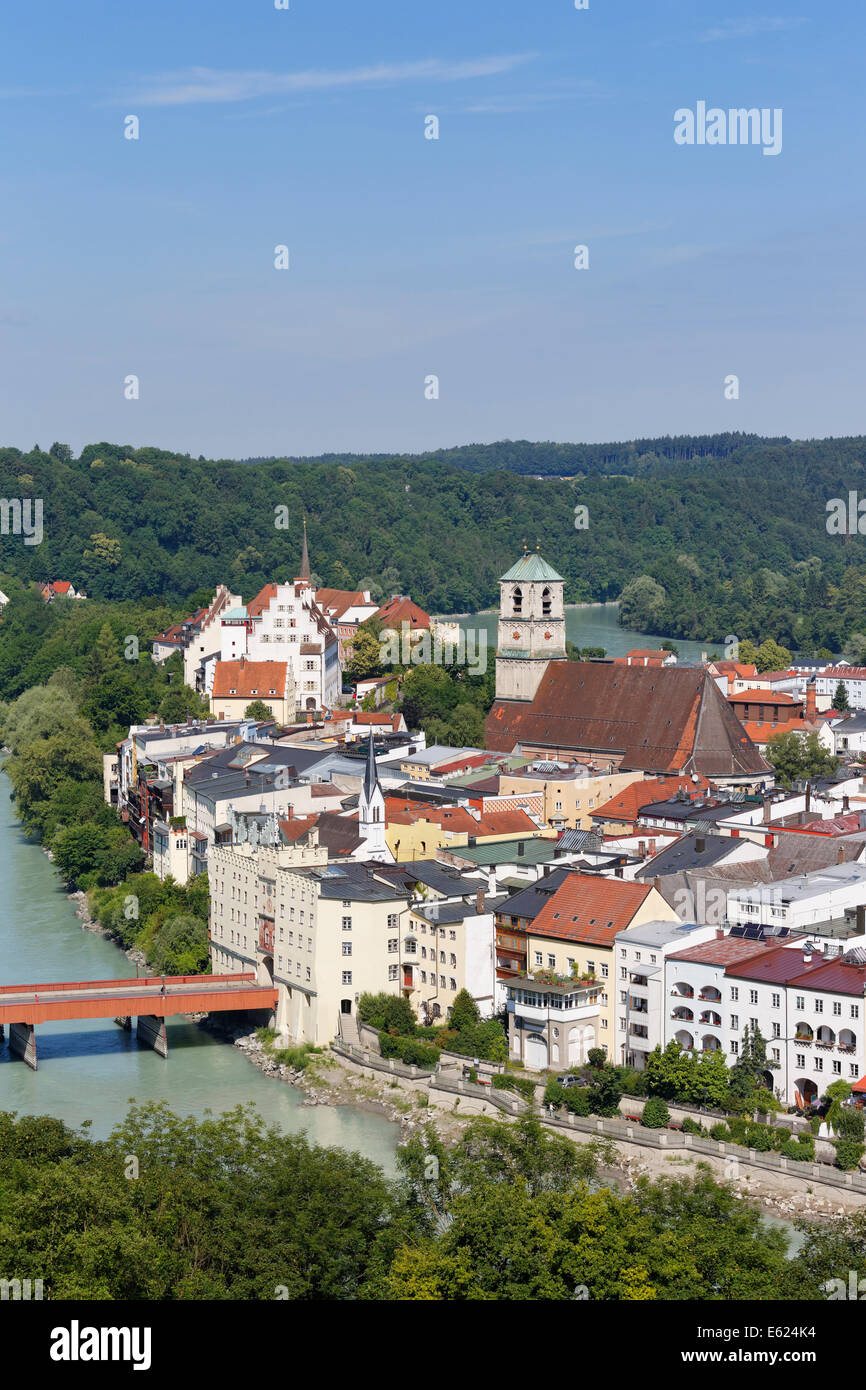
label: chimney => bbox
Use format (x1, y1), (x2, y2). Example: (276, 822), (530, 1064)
(654, 876), (661, 893)
(805, 683), (817, 721)
(857, 904), (865, 935)
(716, 927), (725, 940)
(695, 837), (706, 854)
(476, 886), (485, 914)
(838, 845), (846, 864)
(286, 804), (293, 821)
(844, 795), (850, 813)
(805, 781), (811, 813)
(803, 949), (812, 965)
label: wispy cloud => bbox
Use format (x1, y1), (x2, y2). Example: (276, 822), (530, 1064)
(128, 55), (536, 107)
(462, 79), (607, 114)
(700, 16), (807, 42)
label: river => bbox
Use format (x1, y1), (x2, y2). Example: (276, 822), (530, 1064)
(0, 773), (399, 1168)
(444, 601), (715, 663)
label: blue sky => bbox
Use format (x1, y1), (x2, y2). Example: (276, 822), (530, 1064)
(0, 0), (863, 457)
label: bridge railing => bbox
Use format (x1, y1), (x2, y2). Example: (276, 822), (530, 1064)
(0, 972), (258, 995)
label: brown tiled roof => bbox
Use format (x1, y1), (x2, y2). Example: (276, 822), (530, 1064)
(530, 872), (654, 945)
(668, 937), (789, 967)
(315, 588), (369, 618)
(212, 659), (288, 699)
(486, 663), (770, 777)
(247, 584), (278, 619)
(376, 596), (430, 629)
(593, 775), (711, 823)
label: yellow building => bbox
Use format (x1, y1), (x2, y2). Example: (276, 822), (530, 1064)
(498, 767), (644, 831)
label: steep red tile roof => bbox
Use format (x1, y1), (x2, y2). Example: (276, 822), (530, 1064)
(486, 663), (770, 777)
(593, 775), (711, 823)
(376, 596), (431, 629)
(531, 873), (655, 945)
(315, 588), (370, 619)
(212, 659), (288, 699)
(247, 584), (278, 619)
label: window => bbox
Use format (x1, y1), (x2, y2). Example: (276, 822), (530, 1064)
(439, 975), (446, 988)
(730, 1015), (739, 1030)
(341, 971), (352, 985)
(730, 1041), (739, 1055)
(388, 939), (398, 953)
(772, 1022), (780, 1038)
(815, 1057), (823, 1071)
(342, 916), (352, 931)
(387, 913), (398, 930)
(815, 999), (823, 1014)
(833, 1001), (842, 1016)
(730, 987), (738, 1002)
(421, 971), (427, 984)
(600, 1018), (607, 1029)
(341, 942), (352, 957)
(833, 1061), (842, 1075)
(601, 963), (608, 978)
(620, 967), (627, 980)
(771, 993), (780, 1008)
(796, 1054), (805, 1069)
(547, 954), (555, 969)
(450, 978), (457, 991)
(853, 1005), (860, 1019)
(388, 965), (398, 982)
(750, 1018), (758, 1031)
(795, 995), (804, 1010)
(534, 952), (542, 966)
(749, 990), (758, 1005)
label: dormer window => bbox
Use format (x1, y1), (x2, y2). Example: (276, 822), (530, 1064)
(513, 586), (523, 616)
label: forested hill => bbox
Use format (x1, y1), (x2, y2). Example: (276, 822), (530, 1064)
(244, 432), (793, 477)
(2, 435), (866, 652)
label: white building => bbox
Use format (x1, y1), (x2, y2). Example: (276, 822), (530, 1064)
(614, 919), (719, 1069)
(727, 863), (866, 932)
(816, 666), (866, 711)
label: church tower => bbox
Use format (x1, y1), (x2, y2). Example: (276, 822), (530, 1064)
(494, 547), (566, 702)
(358, 732), (389, 861)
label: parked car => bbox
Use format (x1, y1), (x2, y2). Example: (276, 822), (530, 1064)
(556, 1074), (584, 1088)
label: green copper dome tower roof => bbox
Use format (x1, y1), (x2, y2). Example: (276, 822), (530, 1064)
(499, 552), (564, 583)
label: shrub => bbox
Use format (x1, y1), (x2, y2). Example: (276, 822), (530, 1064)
(493, 1074), (536, 1102)
(834, 1139), (866, 1171)
(744, 1123), (773, 1152)
(780, 1134), (815, 1162)
(837, 1107), (866, 1142)
(378, 1034), (439, 1069)
(681, 1116), (706, 1136)
(274, 1043), (316, 1070)
(641, 1096), (670, 1129)
(586, 1047), (607, 1069)
(357, 993), (417, 1037)
(563, 1087), (592, 1116)
(710, 1122), (730, 1141)
(543, 1081), (565, 1110)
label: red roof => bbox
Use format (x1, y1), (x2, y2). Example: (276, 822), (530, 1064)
(315, 588), (371, 619)
(52, 581), (73, 594)
(668, 937), (791, 967)
(247, 584), (278, 619)
(531, 873), (654, 946)
(742, 718), (811, 743)
(821, 667), (866, 680)
(376, 596), (431, 630)
(593, 775), (711, 823)
(728, 689), (798, 705)
(212, 659), (288, 699)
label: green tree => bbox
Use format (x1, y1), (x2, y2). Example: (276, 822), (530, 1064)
(764, 730), (839, 787)
(641, 1096), (671, 1128)
(618, 575), (667, 630)
(244, 700), (274, 720)
(754, 638), (792, 672)
(832, 680), (849, 711)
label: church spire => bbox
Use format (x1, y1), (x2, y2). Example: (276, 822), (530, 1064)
(363, 730), (379, 802)
(300, 516), (310, 582)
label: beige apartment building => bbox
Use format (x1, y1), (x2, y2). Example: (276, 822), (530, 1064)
(498, 767), (643, 831)
(209, 837), (411, 1044)
(404, 889), (496, 1024)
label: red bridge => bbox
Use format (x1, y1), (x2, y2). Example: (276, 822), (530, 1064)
(0, 972), (277, 1070)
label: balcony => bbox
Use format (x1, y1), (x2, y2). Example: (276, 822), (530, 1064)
(511, 999), (600, 1024)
